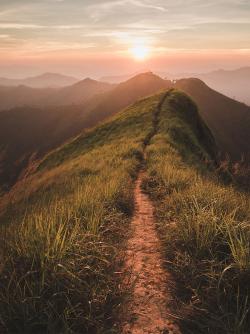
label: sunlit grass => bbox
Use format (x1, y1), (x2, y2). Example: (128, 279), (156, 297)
(143, 90), (250, 333)
(1, 88), (249, 333)
(0, 94), (160, 333)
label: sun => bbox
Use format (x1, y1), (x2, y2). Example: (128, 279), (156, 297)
(130, 45), (149, 61)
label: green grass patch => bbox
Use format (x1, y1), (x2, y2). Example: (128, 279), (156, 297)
(143, 90), (250, 333)
(0, 94), (161, 333)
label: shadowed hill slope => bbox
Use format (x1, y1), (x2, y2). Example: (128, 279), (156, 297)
(53, 78), (114, 105)
(0, 78), (113, 111)
(1, 89), (248, 333)
(0, 73), (79, 88)
(1, 72), (249, 192)
(199, 67), (250, 105)
(175, 78), (250, 161)
(83, 72), (172, 127)
(143, 90), (250, 333)
(0, 73), (171, 190)
(0, 85), (57, 111)
(0, 72), (168, 112)
(166, 67), (250, 105)
(0, 105), (90, 189)
(163, 89), (217, 162)
(0, 89), (250, 334)
(0, 89), (218, 333)
(0, 92), (162, 333)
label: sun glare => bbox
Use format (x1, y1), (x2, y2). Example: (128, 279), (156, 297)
(130, 45), (149, 61)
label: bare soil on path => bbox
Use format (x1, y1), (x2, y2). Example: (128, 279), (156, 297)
(121, 171), (181, 334)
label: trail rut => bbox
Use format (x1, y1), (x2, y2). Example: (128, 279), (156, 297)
(121, 171), (181, 334)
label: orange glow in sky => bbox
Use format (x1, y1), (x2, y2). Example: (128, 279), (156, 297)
(130, 45), (150, 61)
(0, 1), (249, 77)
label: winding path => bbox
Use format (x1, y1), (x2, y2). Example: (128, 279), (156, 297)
(121, 171), (181, 334)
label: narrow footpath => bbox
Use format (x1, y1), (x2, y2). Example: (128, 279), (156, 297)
(121, 172), (181, 334)
(121, 91), (181, 334)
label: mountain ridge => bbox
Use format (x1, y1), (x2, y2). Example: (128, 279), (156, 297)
(0, 72), (80, 88)
(0, 78), (113, 111)
(1, 89), (248, 333)
(0, 72), (171, 189)
(168, 67), (250, 105)
(175, 77), (250, 160)
(0, 72), (249, 191)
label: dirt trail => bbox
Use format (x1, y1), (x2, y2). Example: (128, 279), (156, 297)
(121, 170), (181, 334)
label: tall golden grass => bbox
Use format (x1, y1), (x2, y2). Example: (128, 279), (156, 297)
(0, 95), (158, 333)
(143, 91), (250, 333)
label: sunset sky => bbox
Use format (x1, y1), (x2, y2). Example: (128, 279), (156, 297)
(0, 0), (250, 78)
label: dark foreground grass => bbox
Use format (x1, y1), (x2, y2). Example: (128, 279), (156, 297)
(0, 94), (161, 333)
(143, 90), (250, 333)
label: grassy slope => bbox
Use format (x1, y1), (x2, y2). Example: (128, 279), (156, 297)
(0, 73), (170, 191)
(144, 90), (250, 333)
(0, 89), (249, 333)
(0, 94), (160, 333)
(175, 78), (250, 161)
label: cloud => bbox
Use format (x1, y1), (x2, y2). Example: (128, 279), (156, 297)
(88, 0), (166, 12)
(129, 0), (167, 12)
(0, 0), (249, 56)
(87, 0), (167, 20)
(0, 23), (44, 29)
(0, 23), (90, 30)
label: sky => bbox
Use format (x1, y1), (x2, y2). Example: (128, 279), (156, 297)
(0, 0), (250, 78)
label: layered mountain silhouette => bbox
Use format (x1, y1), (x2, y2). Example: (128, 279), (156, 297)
(0, 78), (113, 111)
(85, 73), (172, 127)
(0, 72), (79, 88)
(175, 78), (250, 161)
(197, 67), (250, 105)
(167, 67), (250, 105)
(0, 72), (249, 191)
(0, 73), (249, 334)
(0, 72), (171, 189)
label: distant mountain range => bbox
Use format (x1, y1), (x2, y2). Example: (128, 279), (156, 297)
(0, 72), (79, 88)
(0, 78), (113, 111)
(1, 67), (249, 105)
(198, 67), (250, 105)
(167, 67), (250, 105)
(0, 72), (172, 189)
(101, 67), (250, 106)
(0, 71), (249, 191)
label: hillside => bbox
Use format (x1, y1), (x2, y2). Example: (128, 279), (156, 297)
(0, 85), (57, 111)
(0, 79), (113, 111)
(0, 91), (158, 333)
(0, 73), (79, 88)
(198, 67), (250, 105)
(0, 89), (249, 333)
(103, 67), (250, 106)
(100, 72), (139, 83)
(1, 72), (250, 193)
(52, 78), (115, 105)
(143, 90), (250, 333)
(84, 72), (172, 127)
(167, 67), (250, 105)
(175, 78), (250, 161)
(0, 72), (171, 189)
(0, 105), (90, 189)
